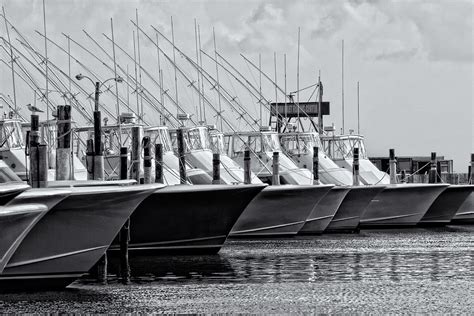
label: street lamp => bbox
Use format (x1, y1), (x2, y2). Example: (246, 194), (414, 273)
(75, 74), (122, 159)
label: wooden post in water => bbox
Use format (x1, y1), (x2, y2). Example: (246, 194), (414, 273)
(120, 147), (128, 180)
(30, 114), (40, 146)
(86, 139), (94, 180)
(130, 126), (143, 182)
(30, 144), (48, 188)
(93, 82), (104, 180)
(244, 149), (251, 184)
(212, 153), (220, 184)
(429, 152), (437, 184)
(155, 144), (164, 184)
(143, 136), (152, 184)
(176, 128), (187, 184)
(353, 147), (360, 186)
(313, 146), (320, 185)
(389, 148), (397, 184)
(96, 253), (107, 285)
(272, 151), (280, 185)
(470, 153), (474, 184)
(56, 105), (72, 180)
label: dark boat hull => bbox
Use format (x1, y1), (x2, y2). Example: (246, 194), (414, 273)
(231, 185), (333, 237)
(419, 185), (473, 225)
(299, 187), (350, 235)
(360, 184), (448, 227)
(325, 185), (386, 233)
(451, 192), (474, 224)
(0, 184), (160, 292)
(109, 184), (265, 255)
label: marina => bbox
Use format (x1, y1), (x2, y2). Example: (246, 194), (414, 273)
(0, 0), (472, 313)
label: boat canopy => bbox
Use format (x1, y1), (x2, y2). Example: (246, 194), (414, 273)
(0, 119), (24, 150)
(320, 134), (368, 160)
(280, 132), (322, 156)
(170, 126), (212, 153)
(209, 131), (227, 155)
(144, 126), (173, 153)
(225, 131), (282, 157)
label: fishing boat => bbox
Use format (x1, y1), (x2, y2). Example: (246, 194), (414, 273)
(450, 191), (474, 224)
(299, 186), (350, 234)
(177, 126), (333, 236)
(321, 134), (390, 185)
(280, 132), (353, 186)
(0, 183), (162, 291)
(0, 204), (48, 273)
(418, 185), (473, 225)
(0, 181), (30, 205)
(360, 183), (449, 227)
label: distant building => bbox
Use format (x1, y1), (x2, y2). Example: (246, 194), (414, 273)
(369, 155), (453, 175)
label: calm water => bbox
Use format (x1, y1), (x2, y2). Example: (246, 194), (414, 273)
(1, 226), (473, 313)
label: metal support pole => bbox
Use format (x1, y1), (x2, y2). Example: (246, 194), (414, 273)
(212, 153), (220, 184)
(429, 152), (437, 184)
(272, 151), (280, 185)
(177, 128), (187, 184)
(155, 143), (164, 184)
(313, 146), (320, 185)
(244, 149), (251, 184)
(389, 148), (397, 184)
(353, 147), (360, 186)
(143, 136), (152, 184)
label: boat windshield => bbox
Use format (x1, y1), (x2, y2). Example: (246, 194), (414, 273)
(185, 127), (211, 151)
(146, 128), (173, 153)
(281, 133), (320, 155)
(341, 137), (368, 159)
(262, 133), (281, 152)
(322, 136), (367, 159)
(0, 121), (23, 149)
(210, 133), (226, 154)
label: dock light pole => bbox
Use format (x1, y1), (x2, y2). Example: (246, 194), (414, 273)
(75, 74), (123, 180)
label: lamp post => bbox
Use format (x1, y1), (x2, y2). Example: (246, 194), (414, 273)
(75, 74), (122, 179)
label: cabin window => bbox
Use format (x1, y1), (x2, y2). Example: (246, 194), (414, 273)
(146, 129), (173, 153)
(248, 135), (262, 153)
(0, 122), (23, 149)
(185, 127), (210, 151)
(262, 133), (281, 152)
(232, 135), (247, 156)
(210, 133), (225, 154)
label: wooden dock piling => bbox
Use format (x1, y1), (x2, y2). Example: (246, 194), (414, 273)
(429, 152), (437, 184)
(389, 148), (397, 184)
(119, 218), (130, 284)
(353, 147), (360, 186)
(212, 153), (221, 184)
(86, 139), (94, 180)
(177, 128), (187, 184)
(470, 153), (474, 184)
(272, 151), (280, 185)
(130, 126), (143, 182)
(155, 144), (164, 184)
(401, 169), (407, 183)
(244, 149), (251, 184)
(313, 146), (320, 185)
(30, 144), (48, 188)
(56, 105), (72, 180)
(120, 147), (128, 180)
(143, 136), (152, 184)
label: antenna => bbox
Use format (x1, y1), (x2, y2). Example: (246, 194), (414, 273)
(213, 27), (223, 131)
(297, 27), (300, 131)
(357, 81), (360, 134)
(136, 9), (143, 122)
(42, 0), (49, 124)
(198, 24), (206, 123)
(194, 19), (202, 123)
(67, 35), (71, 103)
(110, 18), (120, 121)
(342, 39), (345, 134)
(171, 16), (179, 118)
(259, 53), (262, 126)
(155, 32), (164, 125)
(132, 30), (139, 117)
(126, 64), (130, 112)
(318, 70), (323, 134)
(284, 53), (287, 121)
(3, 7), (17, 115)
(273, 52), (278, 131)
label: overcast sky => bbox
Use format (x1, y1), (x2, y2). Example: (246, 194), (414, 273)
(1, 0), (473, 171)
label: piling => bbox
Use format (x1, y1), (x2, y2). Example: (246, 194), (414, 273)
(353, 147), (360, 186)
(155, 144), (164, 184)
(56, 105), (72, 180)
(119, 218), (130, 284)
(470, 153), (474, 184)
(389, 148), (397, 184)
(93, 153), (104, 180)
(120, 147), (128, 180)
(212, 153), (221, 184)
(313, 146), (320, 185)
(86, 139), (94, 180)
(29, 144), (48, 188)
(143, 136), (152, 184)
(272, 151), (280, 185)
(130, 126), (143, 182)
(244, 149), (251, 184)
(176, 128), (187, 184)
(429, 152), (437, 184)
(96, 253), (107, 285)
